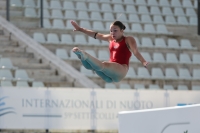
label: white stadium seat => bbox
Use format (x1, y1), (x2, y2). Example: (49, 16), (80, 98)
(137, 67), (151, 79)
(167, 38), (179, 49)
(147, 0), (158, 6)
(153, 53), (165, 63)
(24, 0), (36, 7)
(144, 24), (156, 34)
(162, 7), (173, 15)
(180, 39), (193, 49)
(141, 14), (152, 23)
(101, 3), (113, 12)
(151, 68), (164, 79)
(105, 83), (116, 89)
(186, 8), (197, 17)
(91, 12), (102, 21)
(141, 37), (154, 47)
(33, 32), (46, 43)
(15, 69), (34, 81)
(153, 15), (165, 24)
(141, 52), (152, 62)
(25, 8), (37, 18)
(166, 16), (177, 25)
(32, 81), (45, 87)
(174, 8), (185, 16)
(189, 17), (197, 26)
(16, 81), (29, 87)
(124, 0), (134, 4)
(92, 21), (105, 31)
(177, 85), (188, 90)
(63, 1), (75, 10)
(193, 69), (200, 80)
(98, 50), (109, 61)
(52, 19), (65, 29)
(126, 67), (137, 78)
(103, 13), (115, 21)
(111, 0), (123, 4)
(165, 68), (178, 79)
(163, 85), (174, 90)
(131, 23), (143, 33)
(88, 37), (101, 46)
(138, 6), (149, 14)
(51, 9), (63, 19)
(74, 35), (87, 45)
(78, 11), (89, 20)
(60, 34), (73, 45)
(0, 69), (14, 81)
(129, 14), (140, 23)
(155, 38), (167, 48)
(89, 3), (100, 11)
(113, 4), (125, 13)
(85, 50), (97, 58)
(80, 20), (92, 29)
(56, 49), (69, 59)
(47, 33), (60, 44)
(42, 18), (51, 28)
(50, 0), (62, 9)
(149, 84), (161, 89)
(156, 25), (170, 34)
(182, 0), (193, 8)
(179, 68), (192, 80)
(178, 16), (189, 25)
(125, 5), (137, 13)
(0, 58), (18, 70)
(179, 53), (191, 64)
(76, 2), (87, 11)
(119, 83), (131, 89)
(150, 6), (161, 15)
(171, 0), (181, 7)
(135, 0), (146, 5)
(166, 53), (178, 63)
(134, 84), (145, 89)
(192, 54), (200, 64)
(11, 0), (22, 7)
(159, 0), (170, 6)
(1, 81), (13, 87)
(192, 85), (200, 90)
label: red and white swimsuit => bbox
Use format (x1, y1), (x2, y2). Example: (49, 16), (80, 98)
(109, 37), (132, 66)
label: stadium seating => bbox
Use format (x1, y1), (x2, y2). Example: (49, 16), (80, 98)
(4, 0), (199, 90)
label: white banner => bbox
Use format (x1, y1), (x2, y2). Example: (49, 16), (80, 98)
(0, 88), (200, 130)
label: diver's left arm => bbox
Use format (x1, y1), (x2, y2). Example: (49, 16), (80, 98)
(126, 36), (149, 68)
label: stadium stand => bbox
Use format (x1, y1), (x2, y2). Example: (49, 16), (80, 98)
(0, 0), (199, 91)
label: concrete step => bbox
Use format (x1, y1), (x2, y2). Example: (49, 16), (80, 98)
(0, 51), (34, 58)
(0, 0), (6, 9)
(13, 61), (51, 69)
(26, 69), (57, 77)
(9, 57), (40, 64)
(31, 75), (66, 82)
(0, 36), (25, 46)
(10, 17), (39, 28)
(46, 81), (74, 87)
(0, 35), (10, 41)
(0, 45), (25, 52)
(0, 10), (23, 17)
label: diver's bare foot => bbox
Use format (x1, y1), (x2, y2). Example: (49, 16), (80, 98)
(72, 47), (88, 60)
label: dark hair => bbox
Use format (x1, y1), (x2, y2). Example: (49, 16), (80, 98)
(111, 21), (126, 30)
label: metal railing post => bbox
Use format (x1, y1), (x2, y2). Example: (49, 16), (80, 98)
(6, 0), (10, 21)
(40, 0), (43, 28)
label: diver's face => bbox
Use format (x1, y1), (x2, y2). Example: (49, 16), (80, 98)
(110, 25), (123, 40)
